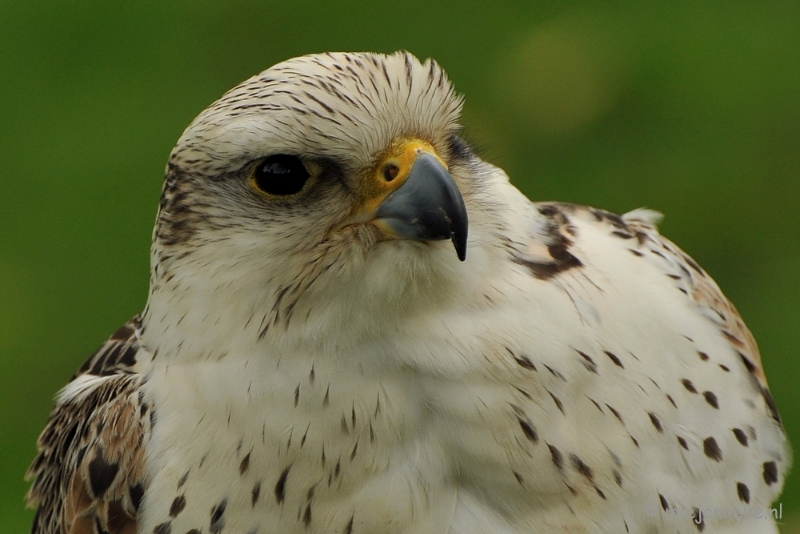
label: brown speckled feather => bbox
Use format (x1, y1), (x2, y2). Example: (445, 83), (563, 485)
(513, 201), (779, 424)
(26, 317), (150, 534)
(620, 208), (781, 423)
(619, 209), (766, 376)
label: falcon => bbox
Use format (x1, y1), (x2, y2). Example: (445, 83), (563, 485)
(27, 51), (788, 534)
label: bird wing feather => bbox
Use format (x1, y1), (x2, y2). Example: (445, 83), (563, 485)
(619, 206), (778, 415)
(491, 201), (787, 532)
(26, 317), (150, 534)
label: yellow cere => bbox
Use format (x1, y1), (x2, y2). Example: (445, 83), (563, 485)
(356, 138), (446, 216)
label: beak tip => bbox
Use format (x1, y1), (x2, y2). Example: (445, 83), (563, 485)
(456, 247), (467, 262)
(453, 234), (467, 262)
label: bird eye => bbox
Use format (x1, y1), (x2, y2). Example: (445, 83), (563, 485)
(382, 164), (400, 182)
(251, 155), (310, 196)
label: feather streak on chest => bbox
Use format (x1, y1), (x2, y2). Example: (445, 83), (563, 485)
(139, 354), (454, 533)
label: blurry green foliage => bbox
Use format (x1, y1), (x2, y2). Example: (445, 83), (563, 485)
(1, 0), (798, 530)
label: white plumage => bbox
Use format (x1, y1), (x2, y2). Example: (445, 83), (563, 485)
(28, 51), (787, 534)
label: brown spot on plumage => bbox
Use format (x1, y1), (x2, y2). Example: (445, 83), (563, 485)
(110, 323), (134, 341)
(169, 495), (186, 517)
(570, 454), (593, 481)
(683, 253), (704, 274)
(510, 349), (537, 371)
(648, 412), (663, 433)
(739, 352), (758, 375)
(703, 437), (722, 461)
(210, 499), (227, 533)
(544, 364), (566, 381)
(549, 392), (565, 414)
(511, 205), (583, 280)
(702, 391), (719, 409)
(732, 428), (748, 446)
(130, 484), (144, 512)
(275, 466), (290, 503)
(606, 404), (624, 424)
(514, 386), (532, 400)
(587, 397), (604, 413)
(604, 351), (624, 368)
(240, 452), (251, 475)
(88, 453), (119, 498)
(760, 387), (782, 423)
(763, 461), (779, 485)
(576, 350), (598, 373)
(724, 330), (745, 348)
(589, 207), (628, 228)
(518, 417), (538, 444)
(737, 482), (750, 503)
(548, 443), (564, 472)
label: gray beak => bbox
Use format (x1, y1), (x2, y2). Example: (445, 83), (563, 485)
(375, 153), (469, 261)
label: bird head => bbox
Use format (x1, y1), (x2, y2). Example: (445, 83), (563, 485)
(144, 52), (504, 351)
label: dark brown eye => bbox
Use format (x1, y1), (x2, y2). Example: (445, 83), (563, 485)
(252, 155), (310, 196)
(381, 164), (400, 182)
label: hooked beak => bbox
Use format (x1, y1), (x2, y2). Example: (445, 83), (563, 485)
(343, 139), (468, 261)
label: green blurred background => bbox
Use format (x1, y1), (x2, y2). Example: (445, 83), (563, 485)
(2, 0), (798, 531)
